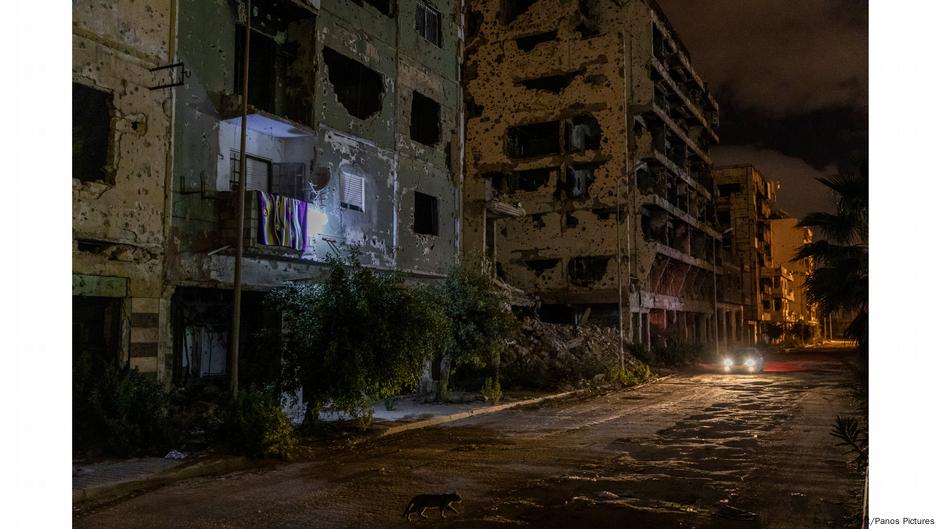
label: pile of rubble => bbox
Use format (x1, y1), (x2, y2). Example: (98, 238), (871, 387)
(502, 317), (647, 390)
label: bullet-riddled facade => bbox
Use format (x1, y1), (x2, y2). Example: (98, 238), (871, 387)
(713, 164), (777, 343)
(72, 1), (175, 378)
(463, 0), (723, 347)
(165, 0), (463, 385)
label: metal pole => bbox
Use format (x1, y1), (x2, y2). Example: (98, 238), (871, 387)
(712, 237), (719, 356)
(616, 175), (625, 373)
(230, 0), (251, 398)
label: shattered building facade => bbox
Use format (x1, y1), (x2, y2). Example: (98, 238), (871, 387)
(770, 217), (819, 340)
(72, 1), (175, 377)
(160, 0), (463, 385)
(713, 164), (778, 343)
(462, 0), (730, 348)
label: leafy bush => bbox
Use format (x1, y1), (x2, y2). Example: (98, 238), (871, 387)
(436, 261), (518, 399)
(266, 255), (451, 423)
(73, 364), (182, 457)
(212, 387), (298, 459)
(481, 377), (503, 403)
(607, 363), (653, 387)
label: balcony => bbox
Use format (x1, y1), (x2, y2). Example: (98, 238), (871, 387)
(219, 190), (318, 259)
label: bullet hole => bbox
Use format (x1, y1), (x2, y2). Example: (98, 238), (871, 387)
(519, 70), (581, 93)
(501, 0), (537, 24)
(515, 31), (557, 52)
(524, 258), (560, 276)
(410, 91), (441, 146)
(465, 94), (484, 118)
(568, 256), (611, 286)
(323, 47), (384, 120)
(506, 120), (561, 158)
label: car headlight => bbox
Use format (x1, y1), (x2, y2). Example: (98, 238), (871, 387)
(744, 358), (756, 367)
(722, 358), (733, 367)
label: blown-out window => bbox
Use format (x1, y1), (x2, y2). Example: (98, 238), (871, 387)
(73, 83), (113, 183)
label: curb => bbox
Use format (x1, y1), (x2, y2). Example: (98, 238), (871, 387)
(73, 456), (261, 506)
(371, 374), (673, 440)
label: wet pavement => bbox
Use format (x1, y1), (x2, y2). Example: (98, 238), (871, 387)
(75, 347), (864, 529)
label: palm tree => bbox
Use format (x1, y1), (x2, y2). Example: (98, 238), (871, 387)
(794, 159), (868, 356)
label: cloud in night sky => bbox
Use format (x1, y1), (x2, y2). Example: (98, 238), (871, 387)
(657, 0), (868, 116)
(655, 0), (867, 217)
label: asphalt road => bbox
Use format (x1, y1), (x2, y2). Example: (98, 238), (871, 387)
(76, 347), (865, 529)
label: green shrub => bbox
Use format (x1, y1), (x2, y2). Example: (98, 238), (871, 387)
(607, 363), (653, 387)
(213, 387), (298, 459)
(649, 330), (705, 367)
(267, 254), (451, 422)
(481, 377), (503, 403)
(436, 260), (518, 399)
(73, 364), (182, 457)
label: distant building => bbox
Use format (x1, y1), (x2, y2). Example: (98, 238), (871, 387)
(713, 165), (777, 343)
(462, 0), (729, 350)
(770, 218), (820, 341)
(72, 0), (174, 377)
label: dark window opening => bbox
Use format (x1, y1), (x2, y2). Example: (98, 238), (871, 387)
(352, 0), (395, 16)
(507, 120), (560, 158)
(516, 167), (552, 191)
(717, 210), (731, 226)
(519, 70), (579, 93)
(531, 214), (546, 228)
(501, 0), (537, 24)
(414, 191), (439, 236)
(565, 213), (579, 228)
(73, 296), (122, 375)
(524, 258), (560, 275)
(410, 91), (441, 146)
(73, 83), (112, 183)
(234, 19), (310, 124)
(592, 207), (618, 220)
(564, 115), (601, 152)
(568, 256), (611, 287)
(467, 10), (483, 41)
(271, 162), (308, 201)
(415, 2), (442, 46)
(515, 30), (557, 52)
(322, 47), (384, 120)
(575, 0), (601, 37)
(565, 163), (597, 198)
(718, 183), (743, 196)
(76, 239), (113, 254)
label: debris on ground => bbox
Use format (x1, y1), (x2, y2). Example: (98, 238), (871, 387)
(715, 504), (758, 520)
(164, 450), (188, 460)
(501, 317), (648, 390)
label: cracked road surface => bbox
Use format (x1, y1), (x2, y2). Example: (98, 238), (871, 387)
(76, 347), (864, 529)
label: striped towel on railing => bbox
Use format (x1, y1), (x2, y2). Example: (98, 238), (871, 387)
(257, 191), (308, 251)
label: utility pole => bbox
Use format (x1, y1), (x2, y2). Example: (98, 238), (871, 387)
(616, 174), (625, 374)
(230, 0), (251, 399)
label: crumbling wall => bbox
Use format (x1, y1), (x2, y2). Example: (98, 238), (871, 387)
(72, 0), (173, 376)
(463, 0), (629, 303)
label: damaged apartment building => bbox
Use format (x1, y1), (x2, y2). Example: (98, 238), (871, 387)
(713, 164), (783, 343)
(156, 0), (463, 386)
(463, 0), (738, 348)
(72, 1), (175, 378)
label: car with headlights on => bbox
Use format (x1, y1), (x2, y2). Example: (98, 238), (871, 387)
(719, 347), (765, 373)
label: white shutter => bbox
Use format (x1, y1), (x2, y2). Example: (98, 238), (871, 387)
(340, 170), (365, 212)
(246, 156), (270, 192)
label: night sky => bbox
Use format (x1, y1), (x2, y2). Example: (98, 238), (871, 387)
(657, 0), (868, 219)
